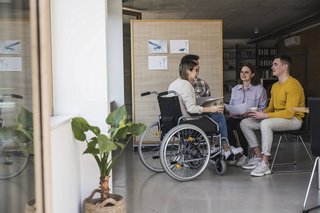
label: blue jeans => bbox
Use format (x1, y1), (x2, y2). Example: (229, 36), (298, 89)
(209, 112), (228, 140)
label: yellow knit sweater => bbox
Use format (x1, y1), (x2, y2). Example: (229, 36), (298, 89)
(264, 76), (305, 120)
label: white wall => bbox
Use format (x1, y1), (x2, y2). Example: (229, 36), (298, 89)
(50, 0), (111, 209)
(107, 0), (124, 107)
(50, 117), (80, 213)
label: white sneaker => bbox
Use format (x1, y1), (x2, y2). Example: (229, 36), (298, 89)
(228, 160), (237, 166)
(250, 161), (271, 177)
(230, 146), (243, 155)
(236, 155), (248, 167)
(241, 156), (261, 170)
(210, 146), (220, 154)
(223, 149), (232, 160)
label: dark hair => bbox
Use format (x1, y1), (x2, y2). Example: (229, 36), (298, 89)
(180, 54), (200, 63)
(237, 63), (260, 85)
(179, 60), (198, 80)
(275, 54), (292, 70)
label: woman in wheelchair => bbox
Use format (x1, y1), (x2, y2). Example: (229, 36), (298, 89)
(168, 59), (243, 161)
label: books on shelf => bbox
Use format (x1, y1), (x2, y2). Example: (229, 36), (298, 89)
(257, 48), (277, 58)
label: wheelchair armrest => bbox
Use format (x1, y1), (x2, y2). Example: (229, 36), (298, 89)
(178, 114), (220, 134)
(179, 114), (208, 122)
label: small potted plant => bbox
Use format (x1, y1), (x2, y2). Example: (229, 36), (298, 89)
(71, 105), (146, 212)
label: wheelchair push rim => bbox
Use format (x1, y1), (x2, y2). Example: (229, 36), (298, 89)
(138, 121), (164, 172)
(160, 124), (211, 181)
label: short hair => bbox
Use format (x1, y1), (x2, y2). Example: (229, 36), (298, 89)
(180, 54), (199, 63)
(179, 60), (198, 80)
(237, 63), (260, 85)
(275, 54), (292, 70)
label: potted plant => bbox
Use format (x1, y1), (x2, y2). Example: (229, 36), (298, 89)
(71, 105), (146, 212)
(0, 106), (35, 212)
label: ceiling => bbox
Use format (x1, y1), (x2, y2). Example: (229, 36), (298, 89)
(123, 0), (320, 42)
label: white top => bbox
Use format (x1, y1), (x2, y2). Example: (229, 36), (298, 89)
(168, 78), (203, 116)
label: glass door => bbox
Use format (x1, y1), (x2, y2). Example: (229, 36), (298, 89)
(0, 0), (44, 212)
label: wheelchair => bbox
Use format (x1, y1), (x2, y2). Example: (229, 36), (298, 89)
(138, 90), (226, 181)
(0, 94), (29, 179)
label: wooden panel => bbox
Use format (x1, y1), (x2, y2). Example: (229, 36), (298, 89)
(131, 20), (223, 128)
(0, 20), (33, 111)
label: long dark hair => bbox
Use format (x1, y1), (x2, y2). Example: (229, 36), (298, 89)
(237, 63), (260, 85)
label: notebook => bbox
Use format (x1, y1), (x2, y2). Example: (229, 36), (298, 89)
(196, 96), (224, 107)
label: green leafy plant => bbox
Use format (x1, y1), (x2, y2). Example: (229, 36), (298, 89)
(71, 105), (146, 201)
(0, 106), (33, 154)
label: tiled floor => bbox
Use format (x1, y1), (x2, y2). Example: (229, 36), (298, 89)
(113, 138), (320, 213)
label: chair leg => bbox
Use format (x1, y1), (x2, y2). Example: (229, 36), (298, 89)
(272, 134), (313, 173)
(302, 157), (320, 212)
(298, 136), (314, 164)
(318, 162), (320, 190)
(271, 135), (282, 172)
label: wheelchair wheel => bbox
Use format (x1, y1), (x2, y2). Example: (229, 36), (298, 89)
(0, 144), (29, 179)
(138, 121), (164, 172)
(214, 158), (226, 176)
(160, 124), (210, 181)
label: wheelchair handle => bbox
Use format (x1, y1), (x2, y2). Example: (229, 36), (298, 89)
(141, 91), (159, 97)
(141, 91), (151, 97)
(10, 94), (23, 99)
(0, 94), (23, 99)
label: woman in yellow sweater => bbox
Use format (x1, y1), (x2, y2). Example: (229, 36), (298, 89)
(240, 54), (305, 177)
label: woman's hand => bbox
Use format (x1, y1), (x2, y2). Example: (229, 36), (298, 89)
(241, 112), (250, 118)
(203, 105), (224, 113)
(249, 111), (268, 120)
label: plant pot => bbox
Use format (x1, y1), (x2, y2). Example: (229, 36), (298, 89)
(83, 189), (125, 213)
(25, 199), (36, 213)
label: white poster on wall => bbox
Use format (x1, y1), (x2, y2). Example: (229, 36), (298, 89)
(0, 40), (21, 54)
(0, 57), (22, 71)
(170, 40), (189, 53)
(148, 56), (167, 70)
(148, 40), (168, 53)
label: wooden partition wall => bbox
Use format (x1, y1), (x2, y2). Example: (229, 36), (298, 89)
(131, 20), (223, 136)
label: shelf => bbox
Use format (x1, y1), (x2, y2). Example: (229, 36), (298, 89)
(223, 45), (277, 81)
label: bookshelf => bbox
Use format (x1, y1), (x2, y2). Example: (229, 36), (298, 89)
(256, 48), (278, 78)
(223, 45), (277, 102)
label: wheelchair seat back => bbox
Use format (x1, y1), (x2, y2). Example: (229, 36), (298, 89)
(157, 91), (219, 137)
(157, 91), (182, 135)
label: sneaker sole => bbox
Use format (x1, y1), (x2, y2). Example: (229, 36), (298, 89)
(241, 164), (258, 170)
(250, 169), (272, 177)
(236, 161), (247, 167)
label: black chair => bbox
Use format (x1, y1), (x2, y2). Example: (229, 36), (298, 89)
(270, 112), (313, 173)
(302, 97), (320, 212)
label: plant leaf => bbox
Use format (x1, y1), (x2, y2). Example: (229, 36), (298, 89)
(83, 140), (99, 155)
(88, 125), (100, 136)
(97, 134), (117, 153)
(130, 122), (147, 135)
(112, 126), (129, 140)
(71, 117), (101, 141)
(115, 141), (125, 149)
(106, 105), (127, 127)
(16, 122), (33, 141)
(17, 106), (33, 131)
(0, 126), (17, 140)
